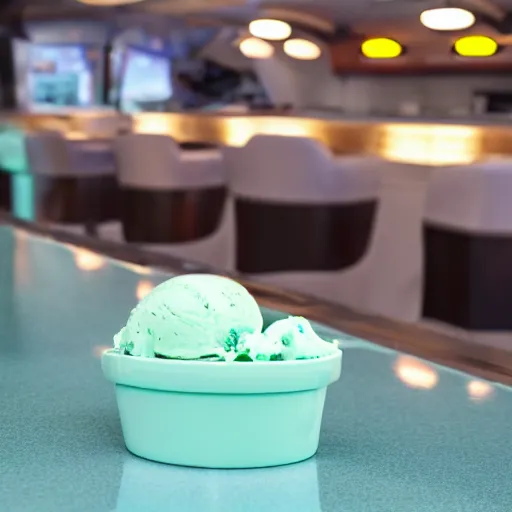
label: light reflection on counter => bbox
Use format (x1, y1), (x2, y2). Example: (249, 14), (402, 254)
(117, 261), (153, 276)
(114, 456), (321, 512)
(394, 355), (439, 390)
(73, 248), (106, 272)
(136, 280), (155, 300)
(467, 380), (495, 402)
(379, 124), (479, 166)
(92, 345), (111, 359)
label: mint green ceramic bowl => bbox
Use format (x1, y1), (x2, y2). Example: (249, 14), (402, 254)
(102, 349), (342, 469)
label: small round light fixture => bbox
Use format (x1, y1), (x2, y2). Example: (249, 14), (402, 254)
(249, 19), (292, 41)
(454, 35), (499, 57)
(284, 38), (322, 60)
(420, 7), (476, 31)
(361, 38), (403, 59)
(239, 37), (274, 59)
(76, 0), (145, 4)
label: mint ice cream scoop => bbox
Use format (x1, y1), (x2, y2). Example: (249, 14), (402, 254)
(114, 274), (263, 359)
(235, 316), (339, 361)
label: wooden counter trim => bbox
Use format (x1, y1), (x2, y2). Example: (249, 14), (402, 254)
(6, 112), (512, 164)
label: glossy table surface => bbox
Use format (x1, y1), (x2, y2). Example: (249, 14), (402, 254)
(1, 226), (511, 512)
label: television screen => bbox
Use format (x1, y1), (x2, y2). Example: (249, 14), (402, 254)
(28, 44), (94, 107)
(119, 46), (172, 112)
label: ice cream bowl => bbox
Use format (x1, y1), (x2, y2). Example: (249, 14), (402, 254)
(102, 349), (342, 469)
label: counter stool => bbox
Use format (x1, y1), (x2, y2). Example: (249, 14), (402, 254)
(230, 134), (379, 301)
(115, 134), (232, 270)
(423, 161), (512, 347)
(336, 161), (436, 321)
(24, 131), (120, 239)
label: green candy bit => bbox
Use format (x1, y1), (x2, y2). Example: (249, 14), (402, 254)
(223, 328), (239, 352)
(234, 353), (253, 362)
(281, 332), (293, 347)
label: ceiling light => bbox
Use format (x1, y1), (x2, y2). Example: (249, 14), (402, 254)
(361, 38), (403, 59)
(454, 35), (498, 57)
(249, 19), (292, 41)
(75, 0), (146, 5)
(420, 7), (476, 31)
(239, 37), (274, 59)
(284, 38), (322, 60)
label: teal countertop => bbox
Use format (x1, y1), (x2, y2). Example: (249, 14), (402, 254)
(1, 226), (511, 512)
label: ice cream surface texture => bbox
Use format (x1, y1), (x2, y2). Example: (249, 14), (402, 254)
(114, 274), (339, 362)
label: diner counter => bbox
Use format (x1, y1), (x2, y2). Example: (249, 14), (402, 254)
(1, 217), (511, 512)
(2, 110), (512, 165)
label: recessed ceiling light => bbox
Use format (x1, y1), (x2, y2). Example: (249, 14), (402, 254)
(283, 38), (322, 60)
(239, 37), (274, 59)
(454, 35), (499, 57)
(420, 7), (476, 31)
(361, 38), (403, 59)
(75, 0), (146, 5)
(249, 19), (292, 41)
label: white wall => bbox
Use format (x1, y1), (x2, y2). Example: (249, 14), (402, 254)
(249, 39), (512, 116)
(252, 43), (345, 109)
(338, 75), (512, 116)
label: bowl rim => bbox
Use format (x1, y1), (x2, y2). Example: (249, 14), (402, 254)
(102, 349), (342, 395)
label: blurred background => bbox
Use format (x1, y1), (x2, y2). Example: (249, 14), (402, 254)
(2, 0), (512, 116)
(3, 0), (512, 343)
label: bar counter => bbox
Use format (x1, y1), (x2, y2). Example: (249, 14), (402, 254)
(3, 110), (512, 165)
(1, 216), (511, 511)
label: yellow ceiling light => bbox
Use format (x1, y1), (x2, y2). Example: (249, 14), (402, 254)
(420, 7), (476, 31)
(454, 35), (499, 57)
(239, 37), (274, 59)
(361, 38), (403, 59)
(284, 38), (322, 60)
(76, 0), (145, 4)
(249, 19), (292, 41)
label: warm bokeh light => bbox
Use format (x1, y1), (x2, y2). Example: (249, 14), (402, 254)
(118, 261), (152, 275)
(136, 280), (155, 301)
(283, 38), (322, 60)
(92, 345), (111, 358)
(467, 380), (495, 402)
(74, 248), (105, 272)
(380, 124), (479, 165)
(223, 116), (315, 146)
(239, 37), (274, 59)
(420, 7), (475, 31)
(394, 355), (439, 390)
(361, 38), (403, 59)
(454, 35), (498, 57)
(249, 19), (292, 41)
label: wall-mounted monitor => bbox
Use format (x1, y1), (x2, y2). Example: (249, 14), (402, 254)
(28, 44), (96, 107)
(119, 46), (172, 112)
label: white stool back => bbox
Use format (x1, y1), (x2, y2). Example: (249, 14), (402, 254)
(115, 134), (230, 269)
(426, 161), (512, 232)
(25, 131), (73, 176)
(423, 159), (512, 340)
(115, 134), (181, 190)
(230, 135), (336, 202)
(115, 134), (225, 190)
